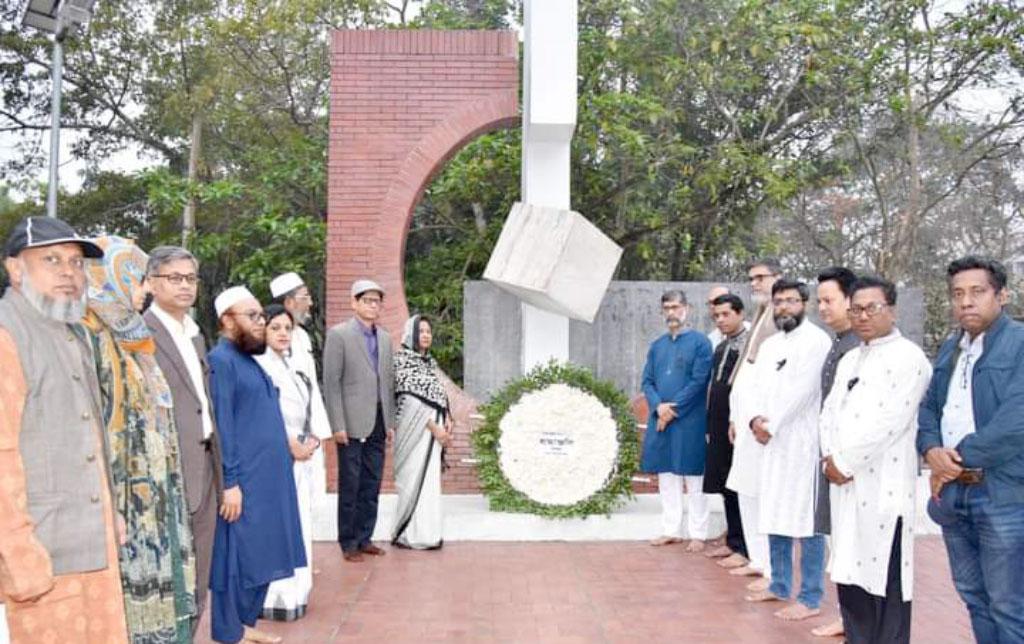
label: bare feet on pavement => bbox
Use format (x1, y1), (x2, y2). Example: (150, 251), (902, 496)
(686, 540), (706, 553)
(718, 553), (748, 568)
(745, 589), (784, 603)
(243, 626), (282, 643)
(649, 535), (684, 546)
(747, 577), (770, 592)
(811, 618), (845, 637)
(704, 545), (733, 558)
(775, 603), (821, 621)
(729, 565), (761, 577)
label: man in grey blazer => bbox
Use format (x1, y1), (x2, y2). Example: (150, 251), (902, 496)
(142, 246), (222, 622)
(323, 279), (396, 561)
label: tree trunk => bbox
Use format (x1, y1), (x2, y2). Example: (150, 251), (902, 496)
(182, 113), (202, 245)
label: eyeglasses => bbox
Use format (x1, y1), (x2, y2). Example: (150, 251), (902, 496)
(359, 296), (382, 306)
(151, 273), (200, 286)
(848, 302), (889, 318)
(771, 297), (803, 307)
(232, 310), (267, 323)
(37, 254), (86, 272)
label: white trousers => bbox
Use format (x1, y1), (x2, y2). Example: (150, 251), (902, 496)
(0, 603), (8, 644)
(658, 473), (710, 539)
(738, 492), (771, 576)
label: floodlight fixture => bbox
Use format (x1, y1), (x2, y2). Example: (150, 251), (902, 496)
(21, 0), (97, 37)
(19, 0), (98, 218)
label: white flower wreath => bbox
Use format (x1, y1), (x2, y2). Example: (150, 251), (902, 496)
(497, 383), (619, 506)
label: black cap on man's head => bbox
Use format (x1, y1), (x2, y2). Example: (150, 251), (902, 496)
(4, 217), (104, 259)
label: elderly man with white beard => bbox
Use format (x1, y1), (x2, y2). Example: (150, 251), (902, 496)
(742, 278), (831, 622)
(0, 217), (129, 643)
(726, 259), (782, 585)
(820, 276), (931, 643)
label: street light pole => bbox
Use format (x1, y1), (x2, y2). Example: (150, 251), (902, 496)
(46, 28), (64, 218)
(20, 0), (98, 219)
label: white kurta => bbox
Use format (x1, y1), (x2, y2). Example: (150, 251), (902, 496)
(819, 330), (932, 600)
(740, 320), (830, 537)
(726, 311), (776, 497)
(255, 350), (332, 618)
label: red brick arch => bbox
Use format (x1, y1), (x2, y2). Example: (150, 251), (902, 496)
(327, 30), (520, 333)
(326, 30), (519, 493)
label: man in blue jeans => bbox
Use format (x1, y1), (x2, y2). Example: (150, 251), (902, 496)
(740, 280), (831, 621)
(918, 256), (1024, 643)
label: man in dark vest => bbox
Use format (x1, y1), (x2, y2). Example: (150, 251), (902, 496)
(0, 217), (129, 643)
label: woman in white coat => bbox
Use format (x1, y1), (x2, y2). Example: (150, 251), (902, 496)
(256, 304), (332, 621)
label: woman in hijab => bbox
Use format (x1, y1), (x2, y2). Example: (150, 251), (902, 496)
(391, 314), (451, 550)
(254, 304), (331, 622)
(84, 235), (197, 643)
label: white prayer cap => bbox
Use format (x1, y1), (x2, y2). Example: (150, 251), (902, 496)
(215, 286), (257, 318)
(351, 279), (385, 298)
(269, 271), (304, 298)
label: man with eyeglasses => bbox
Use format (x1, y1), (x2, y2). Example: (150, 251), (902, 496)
(642, 290), (713, 551)
(207, 286), (305, 644)
(0, 217), (130, 643)
(143, 245), (221, 626)
(322, 280), (396, 562)
(820, 276), (931, 643)
(741, 279), (831, 622)
(270, 272), (319, 380)
(917, 256), (1024, 643)
(726, 258), (783, 585)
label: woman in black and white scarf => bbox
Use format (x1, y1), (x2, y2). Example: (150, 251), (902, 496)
(391, 314), (451, 549)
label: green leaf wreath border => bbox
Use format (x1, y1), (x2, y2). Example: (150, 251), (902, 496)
(472, 361), (639, 518)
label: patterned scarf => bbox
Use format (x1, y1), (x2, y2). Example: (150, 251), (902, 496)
(84, 236), (196, 643)
(395, 315), (449, 413)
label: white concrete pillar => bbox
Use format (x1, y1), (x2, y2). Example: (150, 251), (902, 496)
(520, 0), (578, 371)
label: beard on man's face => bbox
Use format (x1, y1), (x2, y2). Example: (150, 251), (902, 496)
(234, 327), (267, 355)
(774, 309), (804, 333)
(19, 267), (86, 324)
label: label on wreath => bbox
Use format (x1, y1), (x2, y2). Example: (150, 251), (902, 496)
(498, 383), (618, 505)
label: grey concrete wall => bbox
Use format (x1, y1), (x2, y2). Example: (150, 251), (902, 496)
(464, 280), (925, 402)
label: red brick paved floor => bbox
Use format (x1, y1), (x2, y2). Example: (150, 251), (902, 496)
(195, 537), (971, 643)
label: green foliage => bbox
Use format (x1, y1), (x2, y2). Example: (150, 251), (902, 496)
(472, 361), (639, 518)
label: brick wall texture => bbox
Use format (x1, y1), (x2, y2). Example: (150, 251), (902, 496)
(326, 30), (519, 493)
(325, 29), (660, 498)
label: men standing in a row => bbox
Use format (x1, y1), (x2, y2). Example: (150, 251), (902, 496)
(702, 294), (750, 566)
(726, 259), (781, 584)
(821, 276), (932, 643)
(810, 266), (859, 638)
(642, 290), (713, 550)
(323, 280), (397, 561)
(918, 257), (1024, 643)
(208, 287), (305, 643)
(0, 218), (129, 643)
(144, 245), (222, 626)
(743, 279), (831, 621)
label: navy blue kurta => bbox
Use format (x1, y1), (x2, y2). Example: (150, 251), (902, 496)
(208, 339), (306, 594)
(641, 329), (713, 475)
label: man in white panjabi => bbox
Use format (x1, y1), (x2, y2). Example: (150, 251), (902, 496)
(726, 259), (781, 586)
(742, 279), (831, 622)
(820, 276), (931, 643)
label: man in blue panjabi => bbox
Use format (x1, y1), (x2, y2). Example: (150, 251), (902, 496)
(642, 289), (714, 552)
(207, 286), (306, 644)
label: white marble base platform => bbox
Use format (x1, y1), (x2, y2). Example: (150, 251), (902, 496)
(311, 474), (942, 543)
